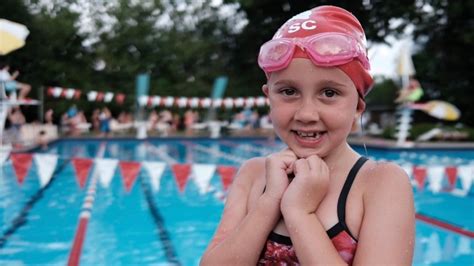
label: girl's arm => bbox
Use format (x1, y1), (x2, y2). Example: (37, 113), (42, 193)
(200, 157), (282, 265)
(352, 163), (415, 265)
(281, 156), (348, 265)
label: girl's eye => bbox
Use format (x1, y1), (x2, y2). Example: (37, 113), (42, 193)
(281, 88), (297, 96)
(323, 89), (337, 97)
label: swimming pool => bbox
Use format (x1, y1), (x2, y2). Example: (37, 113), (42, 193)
(0, 138), (473, 265)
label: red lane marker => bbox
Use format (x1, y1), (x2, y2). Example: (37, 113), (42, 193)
(68, 218), (88, 266)
(416, 213), (474, 238)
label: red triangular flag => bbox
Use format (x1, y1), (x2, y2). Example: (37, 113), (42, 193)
(119, 161), (141, 192)
(172, 164), (191, 193)
(115, 93), (125, 104)
(217, 166), (237, 191)
(74, 90), (82, 100)
(413, 166), (427, 191)
(47, 87), (54, 96)
(72, 158), (93, 188)
(445, 166), (458, 190)
(11, 153), (33, 185)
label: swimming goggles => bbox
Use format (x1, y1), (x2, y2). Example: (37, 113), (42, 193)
(258, 32), (370, 73)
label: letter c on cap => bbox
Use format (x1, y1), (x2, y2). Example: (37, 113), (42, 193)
(301, 20), (317, 30)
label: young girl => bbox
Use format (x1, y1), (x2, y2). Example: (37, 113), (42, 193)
(201, 5), (414, 265)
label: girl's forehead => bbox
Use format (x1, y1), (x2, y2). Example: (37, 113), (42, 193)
(268, 59), (355, 88)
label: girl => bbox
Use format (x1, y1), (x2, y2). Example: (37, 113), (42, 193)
(201, 5), (414, 265)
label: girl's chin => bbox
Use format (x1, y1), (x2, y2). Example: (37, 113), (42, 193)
(291, 147), (326, 159)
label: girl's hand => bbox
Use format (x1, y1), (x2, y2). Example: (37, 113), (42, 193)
(280, 155), (330, 214)
(264, 149), (298, 202)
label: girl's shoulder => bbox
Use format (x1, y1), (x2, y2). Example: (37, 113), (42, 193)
(359, 160), (413, 201)
(231, 157), (266, 192)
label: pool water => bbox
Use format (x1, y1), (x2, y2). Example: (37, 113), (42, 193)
(0, 138), (473, 265)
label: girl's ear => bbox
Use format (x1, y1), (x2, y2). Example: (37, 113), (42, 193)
(352, 98), (366, 132)
(356, 97), (366, 117)
(262, 84), (269, 97)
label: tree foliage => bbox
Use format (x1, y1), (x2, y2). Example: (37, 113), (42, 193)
(0, 0), (472, 125)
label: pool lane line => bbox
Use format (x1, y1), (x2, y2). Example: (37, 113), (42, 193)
(140, 174), (181, 265)
(182, 141), (246, 164)
(144, 141), (178, 164)
(0, 158), (70, 249)
(67, 143), (106, 266)
(416, 212), (474, 238)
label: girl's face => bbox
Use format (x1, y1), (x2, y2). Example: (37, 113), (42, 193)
(263, 58), (364, 159)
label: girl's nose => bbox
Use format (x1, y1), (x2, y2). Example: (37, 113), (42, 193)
(294, 99), (320, 123)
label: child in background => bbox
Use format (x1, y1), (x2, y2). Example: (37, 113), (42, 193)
(201, 5), (414, 265)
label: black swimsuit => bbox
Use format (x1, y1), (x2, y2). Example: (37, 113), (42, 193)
(258, 156), (368, 265)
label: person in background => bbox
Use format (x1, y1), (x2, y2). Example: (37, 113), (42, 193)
(0, 64), (31, 100)
(99, 107), (112, 137)
(395, 77), (424, 104)
(201, 5), (414, 265)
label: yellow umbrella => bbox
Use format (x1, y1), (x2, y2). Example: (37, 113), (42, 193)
(410, 100), (461, 121)
(0, 19), (30, 55)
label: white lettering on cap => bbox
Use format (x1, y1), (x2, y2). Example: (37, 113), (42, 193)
(287, 20), (317, 33)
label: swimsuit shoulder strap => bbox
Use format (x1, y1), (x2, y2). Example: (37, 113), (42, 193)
(337, 156), (368, 238)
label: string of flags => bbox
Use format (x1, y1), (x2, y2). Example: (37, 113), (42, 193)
(46, 86), (126, 104)
(2, 152), (473, 197)
(5, 153), (238, 196)
(46, 86), (269, 109)
(136, 95), (270, 108)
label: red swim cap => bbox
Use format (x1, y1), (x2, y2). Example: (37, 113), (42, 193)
(265, 5), (374, 97)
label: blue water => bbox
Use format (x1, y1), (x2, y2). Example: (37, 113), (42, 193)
(0, 138), (473, 265)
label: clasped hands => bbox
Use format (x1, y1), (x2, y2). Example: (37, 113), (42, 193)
(264, 148), (329, 215)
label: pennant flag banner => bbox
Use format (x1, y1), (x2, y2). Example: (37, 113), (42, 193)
(119, 161), (141, 192)
(47, 86), (125, 104)
(95, 158), (119, 188)
(217, 166), (237, 191)
(34, 154), (58, 187)
(136, 95), (270, 109)
(192, 164), (216, 195)
(143, 161), (166, 192)
(72, 158), (94, 188)
(11, 153), (33, 185)
(3, 152), (473, 198)
(172, 164), (191, 193)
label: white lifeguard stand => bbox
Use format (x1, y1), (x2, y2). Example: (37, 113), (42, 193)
(0, 81), (39, 164)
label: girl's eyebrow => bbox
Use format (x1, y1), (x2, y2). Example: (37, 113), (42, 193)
(272, 79), (298, 86)
(317, 79), (346, 87)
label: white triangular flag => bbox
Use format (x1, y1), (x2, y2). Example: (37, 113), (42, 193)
(458, 165), (473, 192)
(152, 96), (161, 107)
(138, 95), (148, 107)
(95, 158), (118, 188)
(427, 166), (444, 193)
(52, 87), (63, 98)
(223, 98), (234, 109)
(0, 147), (10, 165)
(104, 92), (114, 103)
(192, 164), (216, 195)
(177, 97), (188, 108)
(34, 154), (58, 187)
(212, 98), (222, 108)
(164, 96), (174, 107)
(143, 161), (166, 192)
(201, 98), (211, 108)
(245, 97), (255, 107)
(189, 97), (199, 108)
(87, 91), (98, 101)
(234, 97), (244, 107)
(256, 97), (266, 107)
(65, 88), (75, 99)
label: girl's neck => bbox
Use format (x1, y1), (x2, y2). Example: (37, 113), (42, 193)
(323, 142), (360, 171)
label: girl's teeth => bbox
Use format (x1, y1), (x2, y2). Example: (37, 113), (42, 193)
(297, 131), (321, 138)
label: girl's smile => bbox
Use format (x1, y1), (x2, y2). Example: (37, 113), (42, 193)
(263, 58), (364, 159)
